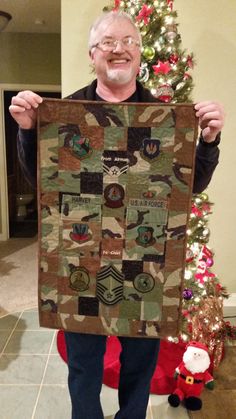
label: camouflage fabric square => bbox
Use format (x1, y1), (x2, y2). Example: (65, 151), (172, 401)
(37, 99), (198, 338)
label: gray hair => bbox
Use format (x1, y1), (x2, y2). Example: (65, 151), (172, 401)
(88, 11), (142, 51)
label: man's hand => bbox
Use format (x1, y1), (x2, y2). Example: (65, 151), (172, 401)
(9, 90), (43, 129)
(195, 101), (225, 143)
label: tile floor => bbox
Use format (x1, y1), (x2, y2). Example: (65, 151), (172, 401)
(0, 308), (189, 419)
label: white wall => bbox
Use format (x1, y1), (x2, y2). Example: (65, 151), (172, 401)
(61, 0), (236, 293)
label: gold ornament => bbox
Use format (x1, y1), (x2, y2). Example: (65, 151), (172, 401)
(200, 192), (209, 202)
(143, 46), (155, 61)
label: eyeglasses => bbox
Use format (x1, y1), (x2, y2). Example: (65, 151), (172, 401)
(92, 36), (140, 52)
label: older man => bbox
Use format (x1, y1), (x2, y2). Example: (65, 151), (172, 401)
(9, 11), (224, 419)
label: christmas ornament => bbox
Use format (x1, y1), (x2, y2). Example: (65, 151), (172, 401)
(168, 341), (214, 411)
(167, 0), (173, 10)
(154, 84), (174, 102)
(152, 60), (171, 74)
(143, 46), (155, 61)
(183, 289), (193, 300)
(206, 257), (214, 268)
(136, 4), (153, 25)
(186, 248), (194, 263)
(169, 54), (179, 64)
(165, 24), (177, 41)
(138, 62), (150, 82)
(184, 73), (192, 81)
(200, 192), (209, 202)
(187, 55), (194, 69)
(176, 81), (185, 91)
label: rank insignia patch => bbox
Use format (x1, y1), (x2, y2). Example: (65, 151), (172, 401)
(96, 264), (124, 305)
(38, 99), (198, 339)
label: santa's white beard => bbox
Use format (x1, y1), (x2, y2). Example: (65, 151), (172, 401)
(184, 353), (210, 374)
(106, 68), (134, 84)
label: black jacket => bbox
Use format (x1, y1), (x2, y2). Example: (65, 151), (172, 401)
(18, 79), (220, 191)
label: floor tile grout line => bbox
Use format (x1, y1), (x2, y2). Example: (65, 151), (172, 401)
(31, 330), (57, 419)
(0, 310), (25, 359)
(3, 353), (55, 356)
(0, 307), (38, 320)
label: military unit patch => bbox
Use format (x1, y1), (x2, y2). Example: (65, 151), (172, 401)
(37, 99), (198, 338)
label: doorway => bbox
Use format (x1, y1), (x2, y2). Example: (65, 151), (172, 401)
(4, 89), (61, 238)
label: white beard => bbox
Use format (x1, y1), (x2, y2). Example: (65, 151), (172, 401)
(106, 68), (134, 84)
(183, 348), (210, 374)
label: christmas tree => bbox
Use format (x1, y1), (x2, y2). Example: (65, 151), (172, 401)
(104, 0), (236, 366)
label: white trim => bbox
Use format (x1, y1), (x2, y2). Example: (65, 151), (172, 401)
(0, 83), (61, 241)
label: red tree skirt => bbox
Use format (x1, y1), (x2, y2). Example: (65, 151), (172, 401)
(57, 331), (187, 395)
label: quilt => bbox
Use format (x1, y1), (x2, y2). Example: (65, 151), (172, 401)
(37, 99), (198, 338)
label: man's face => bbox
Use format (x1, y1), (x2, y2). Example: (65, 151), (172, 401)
(90, 19), (141, 86)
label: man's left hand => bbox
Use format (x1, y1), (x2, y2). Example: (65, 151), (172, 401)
(195, 101), (225, 143)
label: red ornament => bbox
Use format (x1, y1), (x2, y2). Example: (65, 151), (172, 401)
(169, 54), (179, 64)
(152, 60), (171, 75)
(191, 204), (202, 217)
(184, 73), (192, 81)
(154, 84), (174, 103)
(167, 0), (173, 10)
(136, 4), (153, 25)
(187, 55), (194, 69)
(202, 203), (211, 212)
(186, 248), (194, 263)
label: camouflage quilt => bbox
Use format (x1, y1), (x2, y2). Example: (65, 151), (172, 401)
(37, 99), (198, 338)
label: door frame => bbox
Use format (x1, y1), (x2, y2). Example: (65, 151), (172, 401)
(0, 83), (61, 241)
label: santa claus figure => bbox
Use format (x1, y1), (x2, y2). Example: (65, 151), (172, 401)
(168, 341), (214, 411)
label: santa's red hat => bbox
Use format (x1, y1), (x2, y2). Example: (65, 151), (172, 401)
(186, 341), (209, 353)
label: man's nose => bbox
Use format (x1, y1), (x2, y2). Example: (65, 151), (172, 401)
(112, 40), (125, 52)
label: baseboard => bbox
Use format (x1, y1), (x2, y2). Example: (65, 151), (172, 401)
(223, 293), (236, 318)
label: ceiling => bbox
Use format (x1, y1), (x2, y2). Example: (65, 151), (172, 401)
(0, 0), (61, 33)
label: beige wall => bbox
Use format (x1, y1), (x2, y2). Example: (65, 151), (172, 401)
(62, 0), (235, 293)
(175, 0), (236, 293)
(0, 33), (61, 84)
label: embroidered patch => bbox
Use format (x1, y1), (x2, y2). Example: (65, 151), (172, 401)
(69, 267), (90, 292)
(69, 223), (92, 243)
(104, 183), (125, 208)
(96, 264), (124, 305)
(134, 273), (155, 293)
(135, 226), (156, 247)
(70, 135), (92, 159)
(140, 137), (161, 162)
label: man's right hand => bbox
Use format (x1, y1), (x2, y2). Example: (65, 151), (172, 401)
(9, 90), (43, 129)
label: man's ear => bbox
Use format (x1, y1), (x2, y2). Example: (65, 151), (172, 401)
(89, 50), (94, 63)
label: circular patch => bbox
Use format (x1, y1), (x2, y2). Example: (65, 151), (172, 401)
(134, 273), (155, 293)
(104, 183), (125, 208)
(69, 267), (90, 292)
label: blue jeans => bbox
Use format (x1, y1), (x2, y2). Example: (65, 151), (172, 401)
(64, 332), (160, 419)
